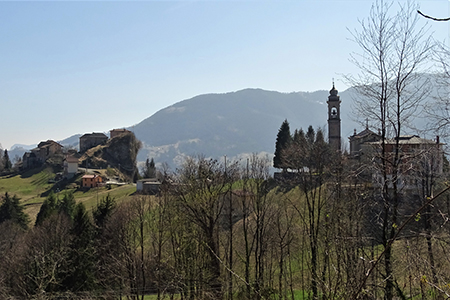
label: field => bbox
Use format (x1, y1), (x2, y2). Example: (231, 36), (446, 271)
(0, 166), (136, 224)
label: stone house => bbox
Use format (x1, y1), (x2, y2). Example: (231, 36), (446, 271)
(35, 140), (63, 161)
(22, 140), (63, 169)
(110, 128), (131, 139)
(22, 152), (38, 169)
(79, 133), (108, 153)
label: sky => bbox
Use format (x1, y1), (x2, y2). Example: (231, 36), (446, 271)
(1, 0), (449, 150)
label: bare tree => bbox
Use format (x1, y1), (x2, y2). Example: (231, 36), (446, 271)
(243, 154), (276, 300)
(94, 199), (147, 299)
(173, 155), (239, 299)
(0, 221), (28, 298)
(282, 127), (333, 300)
(24, 214), (72, 297)
(346, 1), (435, 298)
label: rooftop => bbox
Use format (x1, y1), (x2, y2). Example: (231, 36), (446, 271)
(80, 132), (108, 139)
(82, 174), (99, 179)
(368, 135), (442, 145)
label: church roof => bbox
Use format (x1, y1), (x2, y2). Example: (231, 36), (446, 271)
(328, 83), (339, 100)
(329, 85), (338, 96)
(368, 135), (441, 145)
(349, 128), (379, 140)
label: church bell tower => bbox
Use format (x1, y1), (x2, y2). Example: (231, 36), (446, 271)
(327, 83), (341, 151)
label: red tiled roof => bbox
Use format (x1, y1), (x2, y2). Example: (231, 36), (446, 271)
(82, 174), (98, 179)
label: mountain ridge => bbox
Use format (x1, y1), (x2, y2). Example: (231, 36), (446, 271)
(10, 80), (437, 170)
(131, 87), (359, 168)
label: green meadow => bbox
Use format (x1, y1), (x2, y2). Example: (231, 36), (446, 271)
(0, 166), (136, 224)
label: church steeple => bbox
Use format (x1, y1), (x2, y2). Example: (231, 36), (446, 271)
(327, 82), (341, 151)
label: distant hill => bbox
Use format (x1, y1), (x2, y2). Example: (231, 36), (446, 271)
(15, 76), (438, 171)
(8, 145), (36, 164)
(132, 87), (360, 168)
(10, 143), (36, 150)
(59, 134), (82, 150)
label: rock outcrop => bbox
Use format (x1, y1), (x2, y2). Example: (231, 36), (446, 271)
(81, 132), (142, 181)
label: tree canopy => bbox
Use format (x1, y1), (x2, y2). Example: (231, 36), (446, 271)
(273, 119), (292, 170)
(35, 191), (59, 226)
(3, 150), (12, 172)
(0, 192), (29, 230)
(142, 157), (156, 178)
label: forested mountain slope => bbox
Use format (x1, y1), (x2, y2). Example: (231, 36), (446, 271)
(133, 88), (360, 167)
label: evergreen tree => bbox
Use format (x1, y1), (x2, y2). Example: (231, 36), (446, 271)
(291, 128), (307, 168)
(306, 125), (315, 145)
(0, 150), (3, 172)
(142, 157), (156, 178)
(93, 194), (116, 229)
(283, 126), (331, 172)
(0, 192), (29, 230)
(149, 157), (156, 177)
(64, 202), (96, 291)
(293, 128), (307, 146)
(3, 149), (12, 171)
(59, 192), (76, 219)
(273, 119), (292, 170)
(35, 191), (59, 226)
(314, 128), (326, 146)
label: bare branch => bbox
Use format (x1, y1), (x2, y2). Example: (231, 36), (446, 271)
(418, 10), (450, 22)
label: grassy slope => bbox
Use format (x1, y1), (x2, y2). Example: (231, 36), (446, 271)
(0, 167), (136, 224)
(2, 168), (441, 297)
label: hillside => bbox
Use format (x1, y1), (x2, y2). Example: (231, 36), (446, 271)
(133, 87), (360, 168)
(0, 167), (136, 224)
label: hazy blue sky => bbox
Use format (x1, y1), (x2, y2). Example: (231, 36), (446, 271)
(1, 0), (449, 149)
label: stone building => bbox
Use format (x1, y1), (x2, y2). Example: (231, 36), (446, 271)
(110, 128), (131, 139)
(22, 140), (63, 169)
(79, 133), (108, 153)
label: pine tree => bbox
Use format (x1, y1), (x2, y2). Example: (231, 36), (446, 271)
(306, 125), (315, 145)
(59, 192), (76, 219)
(293, 128), (307, 146)
(93, 194), (116, 229)
(291, 129), (307, 169)
(64, 202), (96, 291)
(142, 157), (156, 178)
(3, 149), (12, 171)
(35, 191), (59, 226)
(149, 158), (156, 177)
(273, 119), (292, 170)
(0, 192), (30, 230)
(0, 150), (4, 172)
